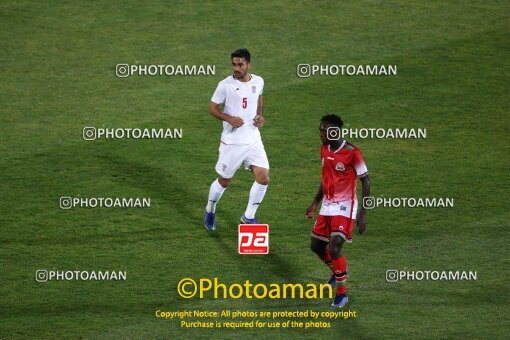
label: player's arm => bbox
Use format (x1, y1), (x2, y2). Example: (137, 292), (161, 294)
(305, 183), (323, 218)
(357, 174), (371, 235)
(208, 102), (244, 128)
(254, 95), (265, 127)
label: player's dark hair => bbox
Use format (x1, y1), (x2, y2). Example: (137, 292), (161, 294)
(321, 114), (344, 128)
(231, 48), (251, 62)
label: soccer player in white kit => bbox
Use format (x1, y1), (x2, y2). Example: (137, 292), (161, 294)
(204, 49), (270, 230)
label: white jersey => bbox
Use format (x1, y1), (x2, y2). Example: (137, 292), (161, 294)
(211, 74), (264, 145)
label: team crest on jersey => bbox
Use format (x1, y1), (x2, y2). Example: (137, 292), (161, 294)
(252, 86), (256, 94)
(335, 162), (345, 171)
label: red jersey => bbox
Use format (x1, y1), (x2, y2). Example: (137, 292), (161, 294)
(320, 140), (368, 218)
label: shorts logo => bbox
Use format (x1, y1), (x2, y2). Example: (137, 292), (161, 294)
(222, 163), (227, 171)
(335, 162), (345, 171)
(252, 86), (256, 94)
(238, 224), (269, 254)
(339, 225), (344, 230)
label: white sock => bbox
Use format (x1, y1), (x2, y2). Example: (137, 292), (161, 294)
(244, 181), (268, 219)
(206, 179), (227, 213)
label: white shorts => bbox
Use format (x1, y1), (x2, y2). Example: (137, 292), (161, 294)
(215, 140), (270, 179)
(319, 200), (358, 219)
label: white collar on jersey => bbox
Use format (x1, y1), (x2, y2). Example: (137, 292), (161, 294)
(232, 74), (253, 82)
(328, 140), (346, 154)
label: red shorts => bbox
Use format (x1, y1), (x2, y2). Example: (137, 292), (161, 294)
(311, 214), (354, 243)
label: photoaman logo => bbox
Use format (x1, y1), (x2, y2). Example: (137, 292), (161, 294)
(238, 224), (269, 254)
(177, 278), (333, 299)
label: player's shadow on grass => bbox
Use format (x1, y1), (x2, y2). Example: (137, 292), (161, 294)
(60, 150), (303, 283)
(94, 152), (204, 226)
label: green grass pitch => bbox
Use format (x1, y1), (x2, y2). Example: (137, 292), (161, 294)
(0, 1), (508, 338)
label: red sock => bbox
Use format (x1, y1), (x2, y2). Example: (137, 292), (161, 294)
(318, 246), (334, 273)
(332, 255), (347, 294)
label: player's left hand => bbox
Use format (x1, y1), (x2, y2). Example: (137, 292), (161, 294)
(253, 115), (265, 127)
(305, 203), (317, 218)
(357, 210), (367, 235)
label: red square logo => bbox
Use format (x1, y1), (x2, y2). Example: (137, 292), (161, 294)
(238, 224), (269, 254)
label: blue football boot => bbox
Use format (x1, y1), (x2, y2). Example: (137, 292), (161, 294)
(204, 211), (216, 231)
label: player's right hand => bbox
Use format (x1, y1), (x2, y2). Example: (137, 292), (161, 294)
(305, 204), (317, 218)
(227, 116), (244, 128)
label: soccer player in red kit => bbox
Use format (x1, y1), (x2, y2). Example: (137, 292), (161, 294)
(306, 114), (371, 308)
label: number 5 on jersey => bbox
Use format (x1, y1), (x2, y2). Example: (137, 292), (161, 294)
(242, 97), (247, 109)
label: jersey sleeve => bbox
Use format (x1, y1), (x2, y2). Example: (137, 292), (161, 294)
(352, 149), (368, 177)
(211, 81), (227, 104)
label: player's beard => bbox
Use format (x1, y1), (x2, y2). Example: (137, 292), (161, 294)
(234, 70), (248, 80)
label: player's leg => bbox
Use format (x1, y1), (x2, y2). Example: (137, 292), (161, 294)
(251, 165), (269, 185)
(204, 176), (228, 231)
(310, 215), (333, 271)
(241, 165), (269, 223)
(310, 215), (335, 288)
(204, 143), (245, 230)
(310, 236), (330, 261)
(241, 141), (269, 223)
(310, 236), (334, 274)
(329, 215), (354, 307)
(329, 235), (348, 307)
(205, 175), (231, 214)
